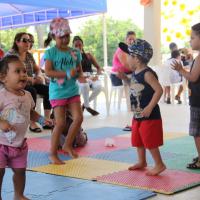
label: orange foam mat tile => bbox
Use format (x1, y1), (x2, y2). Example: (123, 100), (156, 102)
(96, 169), (200, 194)
(29, 157), (130, 180)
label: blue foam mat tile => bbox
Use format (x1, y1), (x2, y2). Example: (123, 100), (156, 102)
(90, 147), (177, 164)
(28, 181), (156, 200)
(2, 169), (85, 199)
(27, 150), (71, 168)
(86, 127), (128, 140)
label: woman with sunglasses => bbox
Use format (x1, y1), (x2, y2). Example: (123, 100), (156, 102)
(7, 32), (52, 133)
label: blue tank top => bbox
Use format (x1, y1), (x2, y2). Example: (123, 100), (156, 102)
(130, 67), (161, 120)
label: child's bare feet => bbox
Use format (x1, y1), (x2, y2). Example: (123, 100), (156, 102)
(62, 145), (78, 158)
(128, 162), (147, 170)
(146, 163), (166, 176)
(49, 154), (65, 164)
(14, 195), (30, 200)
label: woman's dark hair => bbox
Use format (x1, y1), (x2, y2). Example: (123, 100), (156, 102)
(192, 23), (200, 36)
(27, 33), (34, 50)
(126, 31), (136, 38)
(171, 50), (180, 59)
(11, 32), (28, 52)
(0, 55), (20, 83)
(72, 35), (83, 44)
(44, 32), (53, 48)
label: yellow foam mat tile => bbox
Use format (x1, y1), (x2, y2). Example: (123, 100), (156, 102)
(117, 132), (186, 140)
(29, 157), (130, 180)
(164, 132), (187, 140)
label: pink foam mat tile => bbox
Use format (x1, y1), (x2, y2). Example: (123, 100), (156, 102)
(76, 137), (131, 156)
(27, 136), (131, 156)
(96, 169), (200, 194)
(27, 138), (50, 152)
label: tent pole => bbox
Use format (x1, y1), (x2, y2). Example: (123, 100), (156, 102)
(102, 13), (108, 67)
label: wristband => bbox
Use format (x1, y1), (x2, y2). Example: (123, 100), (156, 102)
(38, 116), (45, 126)
(66, 68), (71, 79)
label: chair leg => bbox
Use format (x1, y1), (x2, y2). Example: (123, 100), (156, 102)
(124, 85), (131, 111)
(117, 87), (123, 110)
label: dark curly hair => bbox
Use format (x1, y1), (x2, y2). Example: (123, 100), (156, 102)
(0, 55), (20, 84)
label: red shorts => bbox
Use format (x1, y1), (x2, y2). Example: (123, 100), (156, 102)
(50, 95), (80, 108)
(131, 119), (163, 149)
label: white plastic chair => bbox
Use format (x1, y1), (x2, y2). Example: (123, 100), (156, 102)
(93, 72), (110, 115)
(104, 66), (131, 112)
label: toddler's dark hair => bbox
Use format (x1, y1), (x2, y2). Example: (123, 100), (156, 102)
(0, 55), (20, 83)
(171, 50), (180, 59)
(192, 23), (200, 36)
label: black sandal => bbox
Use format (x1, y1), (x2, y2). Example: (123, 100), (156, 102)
(192, 156), (199, 163)
(187, 160), (200, 169)
(29, 126), (42, 133)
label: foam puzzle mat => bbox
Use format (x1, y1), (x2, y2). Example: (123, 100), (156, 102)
(96, 169), (200, 194)
(24, 128), (200, 197)
(2, 169), (156, 200)
(29, 157), (130, 180)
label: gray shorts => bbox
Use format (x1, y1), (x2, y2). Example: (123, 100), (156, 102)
(189, 107), (200, 137)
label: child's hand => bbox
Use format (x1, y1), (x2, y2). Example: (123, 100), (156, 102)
(171, 60), (183, 72)
(0, 120), (15, 132)
(141, 106), (153, 118)
(70, 68), (77, 77)
(43, 118), (54, 127)
(117, 71), (127, 80)
(78, 76), (87, 83)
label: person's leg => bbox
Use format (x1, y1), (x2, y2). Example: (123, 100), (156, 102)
(187, 107), (200, 168)
(128, 147), (147, 170)
(79, 82), (90, 108)
(50, 106), (66, 164)
(175, 84), (183, 104)
(34, 84), (51, 120)
(188, 136), (200, 168)
(164, 86), (171, 103)
(194, 136), (200, 160)
(89, 80), (102, 103)
(25, 85), (41, 132)
(176, 84), (183, 97)
(12, 168), (29, 200)
(129, 120), (147, 170)
(63, 101), (83, 158)
(78, 81), (99, 115)
(146, 148), (166, 176)
(0, 168), (5, 200)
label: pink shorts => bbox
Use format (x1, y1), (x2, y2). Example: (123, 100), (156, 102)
(131, 119), (163, 149)
(0, 140), (28, 168)
(50, 95), (81, 108)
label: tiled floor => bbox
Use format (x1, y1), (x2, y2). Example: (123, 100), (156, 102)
(27, 97), (199, 200)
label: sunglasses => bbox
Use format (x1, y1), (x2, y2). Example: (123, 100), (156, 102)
(19, 38), (32, 43)
(59, 34), (70, 39)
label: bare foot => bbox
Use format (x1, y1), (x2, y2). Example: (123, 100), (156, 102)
(128, 162), (147, 170)
(49, 154), (65, 165)
(62, 145), (78, 158)
(14, 195), (30, 200)
(146, 163), (166, 176)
